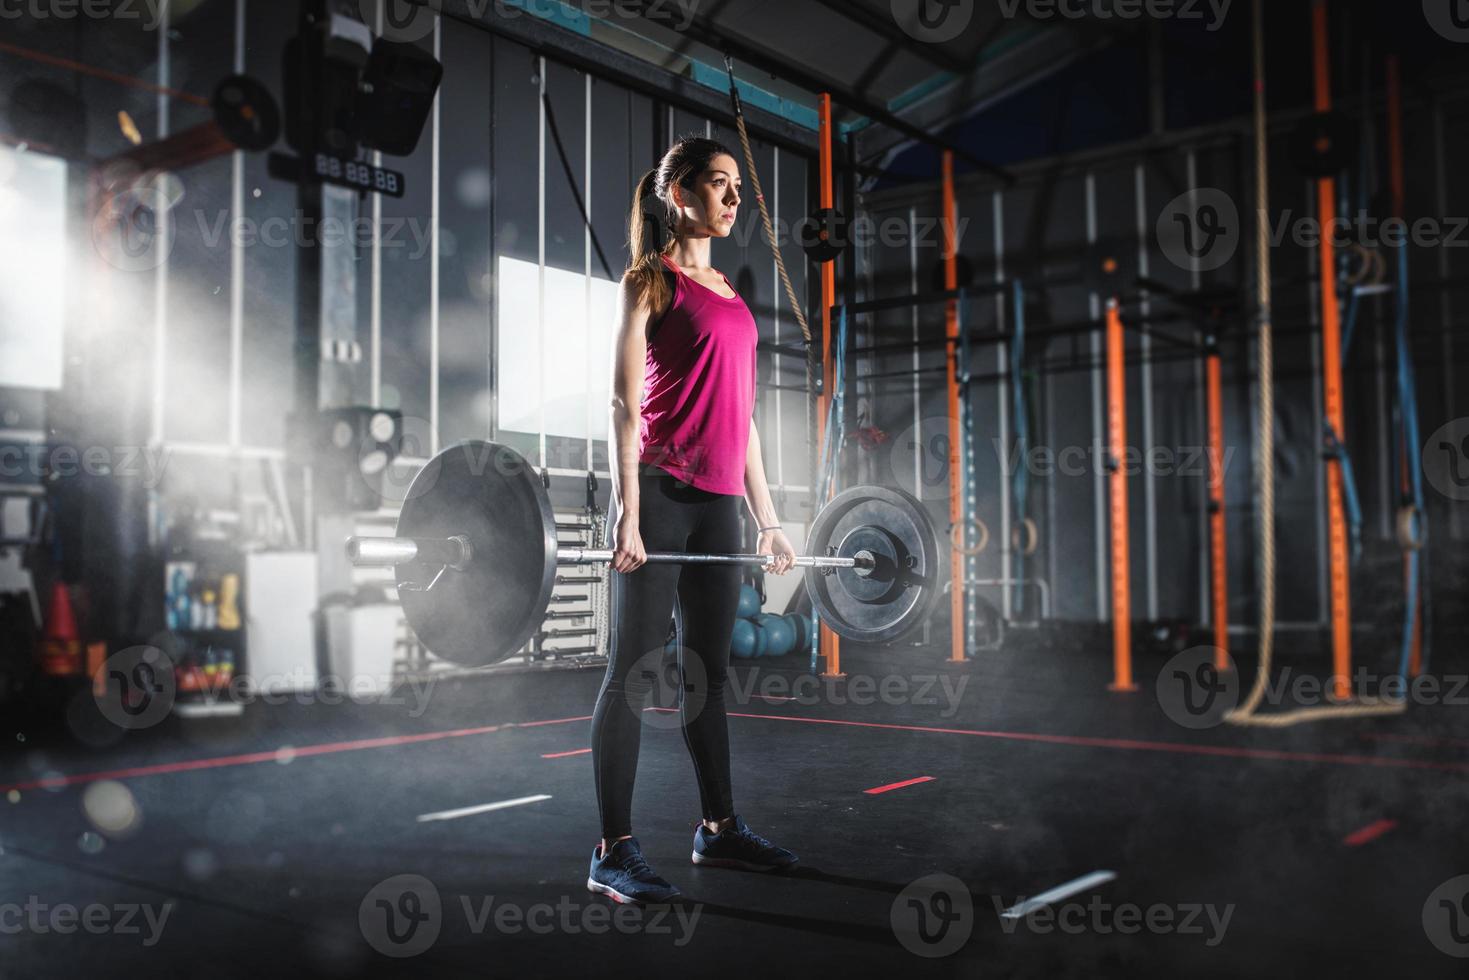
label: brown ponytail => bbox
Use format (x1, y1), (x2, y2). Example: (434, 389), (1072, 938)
(624, 135), (734, 319)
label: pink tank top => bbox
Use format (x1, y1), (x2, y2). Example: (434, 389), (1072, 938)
(638, 254), (758, 495)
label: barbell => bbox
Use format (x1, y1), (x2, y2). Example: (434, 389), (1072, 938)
(345, 440), (942, 666)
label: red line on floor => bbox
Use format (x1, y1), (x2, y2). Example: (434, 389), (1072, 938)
(1, 716), (593, 794)
(864, 776), (934, 795)
(512, 714), (595, 729)
(10, 708), (1465, 796)
(541, 748), (592, 759)
(719, 711), (1469, 775)
(1343, 819), (1398, 846)
(1359, 732), (1469, 749)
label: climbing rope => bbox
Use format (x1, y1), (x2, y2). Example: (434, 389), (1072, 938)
(1226, 0), (1402, 726)
(1011, 279), (1030, 615)
(723, 55), (815, 398)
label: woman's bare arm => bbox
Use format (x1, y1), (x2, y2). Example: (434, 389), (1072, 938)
(745, 418), (797, 574)
(608, 277), (655, 571)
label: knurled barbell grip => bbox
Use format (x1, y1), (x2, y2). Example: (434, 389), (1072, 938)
(555, 548), (874, 572)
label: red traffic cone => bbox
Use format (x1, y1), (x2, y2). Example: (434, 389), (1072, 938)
(39, 581), (82, 676)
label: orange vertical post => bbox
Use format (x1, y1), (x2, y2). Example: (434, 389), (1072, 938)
(1312, 0), (1352, 701)
(816, 92), (841, 677)
(1385, 54), (1422, 678)
(1106, 299), (1135, 691)
(942, 151), (965, 662)
(1207, 351), (1228, 667)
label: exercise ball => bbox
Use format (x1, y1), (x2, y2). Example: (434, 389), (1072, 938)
(750, 623), (770, 659)
(784, 613), (813, 653)
(737, 584), (761, 620)
(757, 613), (795, 658)
(730, 618), (757, 659)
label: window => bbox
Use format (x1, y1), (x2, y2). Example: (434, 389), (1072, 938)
(496, 254), (618, 444)
(0, 146), (66, 390)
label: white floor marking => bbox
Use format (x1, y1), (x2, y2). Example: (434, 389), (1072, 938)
(416, 794), (552, 823)
(1000, 870), (1118, 919)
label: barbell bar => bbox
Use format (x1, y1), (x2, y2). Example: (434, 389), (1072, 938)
(350, 536), (877, 574)
(344, 440), (941, 667)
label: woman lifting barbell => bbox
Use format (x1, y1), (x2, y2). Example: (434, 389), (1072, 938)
(588, 136), (800, 906)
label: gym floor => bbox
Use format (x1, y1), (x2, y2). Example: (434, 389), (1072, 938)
(5, 2), (1469, 977)
(6, 628), (1467, 978)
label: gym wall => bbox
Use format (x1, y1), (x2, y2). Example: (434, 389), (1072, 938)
(859, 93), (1469, 631)
(0, 1), (814, 524)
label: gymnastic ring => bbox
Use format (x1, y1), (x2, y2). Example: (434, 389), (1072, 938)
(1011, 518), (1039, 557)
(950, 518), (989, 556)
(1395, 505), (1426, 552)
(1366, 247), (1387, 286)
(1341, 244), (1374, 286)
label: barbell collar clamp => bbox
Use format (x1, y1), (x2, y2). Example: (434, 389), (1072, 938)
(347, 534), (472, 571)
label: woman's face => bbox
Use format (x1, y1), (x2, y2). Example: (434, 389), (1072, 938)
(672, 153), (742, 238)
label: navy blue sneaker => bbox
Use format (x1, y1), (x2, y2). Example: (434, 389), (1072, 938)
(691, 815), (798, 871)
(587, 837), (681, 904)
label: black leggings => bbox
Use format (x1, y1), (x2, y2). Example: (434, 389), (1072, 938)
(591, 464), (743, 841)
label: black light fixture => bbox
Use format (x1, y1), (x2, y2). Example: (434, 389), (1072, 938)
(282, 0), (442, 166)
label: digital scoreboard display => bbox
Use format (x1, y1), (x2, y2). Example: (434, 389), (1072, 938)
(268, 152), (406, 198)
(309, 153), (405, 197)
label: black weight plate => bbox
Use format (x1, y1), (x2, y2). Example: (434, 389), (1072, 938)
(395, 441), (557, 666)
(799, 207), (850, 263)
(804, 485), (941, 644)
(211, 74), (281, 152)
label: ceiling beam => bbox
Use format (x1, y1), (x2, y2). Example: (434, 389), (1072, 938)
(806, 0), (973, 76)
(434, 0), (816, 155)
(624, 0), (1014, 183)
(855, 26), (1115, 176)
